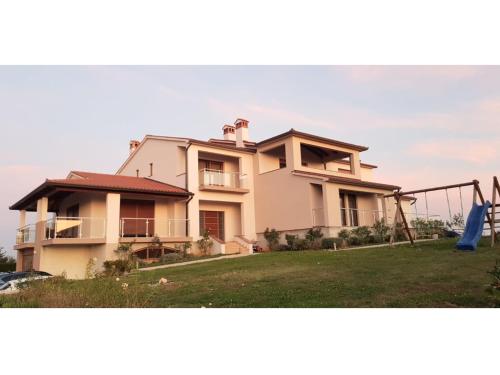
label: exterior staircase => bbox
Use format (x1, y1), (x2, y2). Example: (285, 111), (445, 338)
(224, 241), (249, 255)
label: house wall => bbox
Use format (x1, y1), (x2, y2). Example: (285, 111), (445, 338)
(118, 137), (188, 188)
(187, 144), (257, 242)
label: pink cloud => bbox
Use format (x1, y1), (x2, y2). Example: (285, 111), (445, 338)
(410, 139), (498, 164)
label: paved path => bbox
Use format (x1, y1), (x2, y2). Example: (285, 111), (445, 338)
(332, 238), (438, 252)
(137, 253), (254, 272)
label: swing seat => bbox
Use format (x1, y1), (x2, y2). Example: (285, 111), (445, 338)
(456, 202), (491, 251)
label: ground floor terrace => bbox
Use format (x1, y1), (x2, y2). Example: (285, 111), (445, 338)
(254, 171), (435, 246)
(10, 172), (195, 278)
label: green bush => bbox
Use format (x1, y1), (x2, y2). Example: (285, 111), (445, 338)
(285, 234), (299, 250)
(294, 238), (310, 250)
(159, 253), (184, 263)
(102, 259), (133, 276)
(264, 228), (281, 251)
(305, 228), (323, 249)
(350, 226), (372, 245)
(0, 263), (16, 272)
(372, 219), (390, 243)
(321, 237), (341, 250)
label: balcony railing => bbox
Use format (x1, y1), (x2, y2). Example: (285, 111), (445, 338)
(45, 217), (106, 240)
(199, 169), (245, 189)
(16, 224), (36, 245)
(120, 218), (189, 238)
(339, 209), (442, 228)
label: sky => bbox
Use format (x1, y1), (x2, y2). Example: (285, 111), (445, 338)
(1, 66), (499, 256)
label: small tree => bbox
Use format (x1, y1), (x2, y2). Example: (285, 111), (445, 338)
(338, 229), (351, 248)
(305, 227), (323, 249)
(350, 226), (372, 245)
(373, 219), (390, 243)
(0, 247), (15, 265)
(197, 231), (214, 256)
(264, 228), (280, 251)
(182, 242), (192, 257)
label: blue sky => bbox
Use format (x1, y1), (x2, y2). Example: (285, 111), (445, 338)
(1, 66), (499, 255)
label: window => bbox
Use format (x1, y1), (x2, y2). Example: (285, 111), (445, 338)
(279, 158), (287, 169)
(340, 193), (347, 226)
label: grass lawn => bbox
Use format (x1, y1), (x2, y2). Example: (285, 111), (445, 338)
(1, 238), (500, 308)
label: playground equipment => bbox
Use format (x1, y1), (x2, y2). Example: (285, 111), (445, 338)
(491, 176), (500, 247)
(384, 179), (496, 249)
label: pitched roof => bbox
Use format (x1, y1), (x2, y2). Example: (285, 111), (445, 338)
(257, 129), (369, 151)
(58, 171), (190, 194)
(291, 170), (400, 191)
(10, 171), (192, 211)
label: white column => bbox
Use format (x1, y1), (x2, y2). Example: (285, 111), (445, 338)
(36, 197), (49, 222)
(19, 210), (27, 228)
(105, 193), (121, 243)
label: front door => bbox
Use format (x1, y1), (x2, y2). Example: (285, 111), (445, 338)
(120, 200), (155, 237)
(199, 211), (225, 241)
(22, 249), (34, 272)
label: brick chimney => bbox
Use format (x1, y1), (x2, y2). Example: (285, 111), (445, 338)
(235, 118), (249, 148)
(222, 125), (236, 141)
(129, 140), (140, 155)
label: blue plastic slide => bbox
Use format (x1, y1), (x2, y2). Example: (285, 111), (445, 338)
(456, 201), (491, 251)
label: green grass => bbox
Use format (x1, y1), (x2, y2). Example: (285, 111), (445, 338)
(1, 239), (500, 308)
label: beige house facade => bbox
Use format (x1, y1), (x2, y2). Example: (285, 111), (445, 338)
(11, 119), (410, 278)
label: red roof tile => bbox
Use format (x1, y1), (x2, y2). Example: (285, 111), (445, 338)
(50, 171), (190, 195)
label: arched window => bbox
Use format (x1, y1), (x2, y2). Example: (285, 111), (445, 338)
(133, 246), (178, 261)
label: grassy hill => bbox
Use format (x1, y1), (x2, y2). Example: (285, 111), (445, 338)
(2, 239), (499, 307)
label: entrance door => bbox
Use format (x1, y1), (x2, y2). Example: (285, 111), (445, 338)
(199, 211), (225, 241)
(120, 200), (155, 237)
(22, 249), (34, 272)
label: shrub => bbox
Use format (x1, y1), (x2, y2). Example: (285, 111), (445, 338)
(394, 222), (407, 242)
(285, 234), (299, 249)
(372, 219), (390, 243)
(159, 253), (184, 264)
(305, 228), (323, 249)
(197, 231), (214, 256)
(338, 229), (351, 248)
(264, 228), (280, 251)
(350, 226), (372, 245)
(294, 238), (310, 250)
(321, 237), (341, 250)
(0, 263), (16, 272)
(102, 259), (133, 276)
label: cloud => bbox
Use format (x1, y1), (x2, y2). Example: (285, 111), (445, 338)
(410, 139), (498, 164)
(336, 66), (481, 89)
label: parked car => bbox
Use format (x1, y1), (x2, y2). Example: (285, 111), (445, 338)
(0, 271), (52, 292)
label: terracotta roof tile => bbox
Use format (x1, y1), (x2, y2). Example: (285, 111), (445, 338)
(49, 171), (190, 195)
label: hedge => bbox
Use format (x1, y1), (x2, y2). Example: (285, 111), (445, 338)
(0, 263), (16, 272)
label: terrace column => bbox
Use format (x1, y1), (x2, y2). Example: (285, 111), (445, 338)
(34, 197), (48, 271)
(19, 210), (26, 228)
(105, 193), (121, 242)
(323, 183), (341, 236)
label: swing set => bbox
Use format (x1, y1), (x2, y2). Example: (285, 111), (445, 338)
(384, 177), (499, 248)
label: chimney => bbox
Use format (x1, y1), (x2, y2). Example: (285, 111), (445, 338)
(129, 140), (140, 155)
(234, 118), (249, 148)
(222, 125), (236, 141)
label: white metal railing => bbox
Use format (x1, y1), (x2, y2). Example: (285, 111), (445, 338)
(120, 218), (189, 238)
(339, 208), (442, 228)
(199, 168), (245, 189)
(16, 224), (36, 244)
(340, 208), (383, 227)
(45, 217), (106, 240)
(312, 208), (325, 226)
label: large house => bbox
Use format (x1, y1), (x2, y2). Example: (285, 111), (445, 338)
(10, 119), (409, 278)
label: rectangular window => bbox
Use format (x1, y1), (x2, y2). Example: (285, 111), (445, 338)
(279, 158), (287, 169)
(340, 193), (347, 226)
(348, 194), (358, 227)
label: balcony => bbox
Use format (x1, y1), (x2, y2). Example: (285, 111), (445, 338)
(120, 218), (189, 240)
(198, 169), (249, 193)
(16, 224), (36, 245)
(340, 208), (384, 227)
(44, 217), (106, 244)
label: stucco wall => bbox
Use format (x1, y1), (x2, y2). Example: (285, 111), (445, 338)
(119, 137), (187, 188)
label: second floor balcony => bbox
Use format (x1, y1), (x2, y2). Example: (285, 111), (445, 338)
(199, 169), (249, 193)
